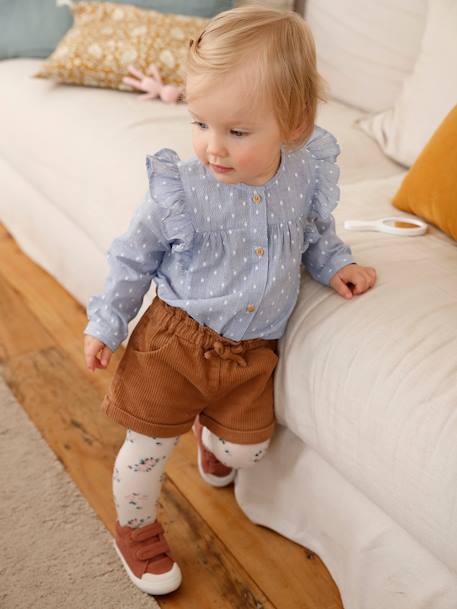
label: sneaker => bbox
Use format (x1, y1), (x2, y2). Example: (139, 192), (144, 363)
(114, 520), (182, 595)
(192, 416), (236, 487)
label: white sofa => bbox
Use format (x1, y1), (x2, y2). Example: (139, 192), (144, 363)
(2, 11), (457, 607)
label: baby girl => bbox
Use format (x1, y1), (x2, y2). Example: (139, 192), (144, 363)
(84, 5), (376, 596)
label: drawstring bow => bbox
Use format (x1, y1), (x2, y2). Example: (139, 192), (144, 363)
(203, 340), (247, 367)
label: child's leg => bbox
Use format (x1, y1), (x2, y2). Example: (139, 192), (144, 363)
(112, 429), (183, 595)
(113, 429), (179, 528)
(201, 426), (270, 469)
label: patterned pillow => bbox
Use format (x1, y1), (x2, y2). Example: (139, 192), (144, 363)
(34, 1), (209, 90)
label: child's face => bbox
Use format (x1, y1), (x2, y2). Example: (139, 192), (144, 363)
(186, 72), (283, 186)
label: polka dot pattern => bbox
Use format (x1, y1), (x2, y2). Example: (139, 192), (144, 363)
(84, 126), (354, 351)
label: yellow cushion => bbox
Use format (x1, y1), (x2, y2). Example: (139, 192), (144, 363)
(34, 1), (208, 91)
(392, 104), (457, 241)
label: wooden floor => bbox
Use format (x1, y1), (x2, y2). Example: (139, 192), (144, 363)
(0, 222), (343, 609)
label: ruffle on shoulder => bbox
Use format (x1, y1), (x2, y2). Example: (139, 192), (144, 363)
(303, 126), (341, 244)
(145, 148), (194, 266)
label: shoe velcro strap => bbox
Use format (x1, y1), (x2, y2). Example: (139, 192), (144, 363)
(136, 539), (170, 560)
(130, 521), (163, 542)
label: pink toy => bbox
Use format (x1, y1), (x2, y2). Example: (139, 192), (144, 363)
(123, 64), (183, 104)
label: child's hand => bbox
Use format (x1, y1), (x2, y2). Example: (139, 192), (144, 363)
(329, 263), (376, 300)
(84, 335), (113, 372)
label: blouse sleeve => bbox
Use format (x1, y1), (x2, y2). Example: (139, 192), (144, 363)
(145, 148), (195, 261)
(84, 148), (192, 352)
(301, 127), (355, 286)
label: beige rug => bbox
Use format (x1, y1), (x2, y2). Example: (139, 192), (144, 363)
(0, 376), (160, 609)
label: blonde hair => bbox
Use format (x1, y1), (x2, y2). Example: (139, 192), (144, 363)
(185, 5), (326, 150)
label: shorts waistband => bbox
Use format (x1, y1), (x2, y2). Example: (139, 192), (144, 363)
(147, 297), (277, 352)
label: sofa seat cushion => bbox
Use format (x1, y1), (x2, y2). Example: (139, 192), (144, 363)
(0, 59), (195, 254)
(275, 173), (457, 573)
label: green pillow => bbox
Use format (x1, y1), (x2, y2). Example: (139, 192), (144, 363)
(0, 0), (233, 59)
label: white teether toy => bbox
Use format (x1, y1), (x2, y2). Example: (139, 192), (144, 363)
(344, 216), (427, 236)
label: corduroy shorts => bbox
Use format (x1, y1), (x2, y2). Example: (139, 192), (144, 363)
(102, 297), (279, 444)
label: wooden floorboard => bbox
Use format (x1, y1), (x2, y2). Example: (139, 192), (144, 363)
(0, 222), (343, 609)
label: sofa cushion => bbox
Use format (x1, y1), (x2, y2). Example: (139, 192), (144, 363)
(34, 2), (208, 90)
(305, 0), (427, 113)
(274, 173), (457, 573)
(392, 105), (457, 241)
(358, 0), (457, 167)
(316, 101), (402, 184)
